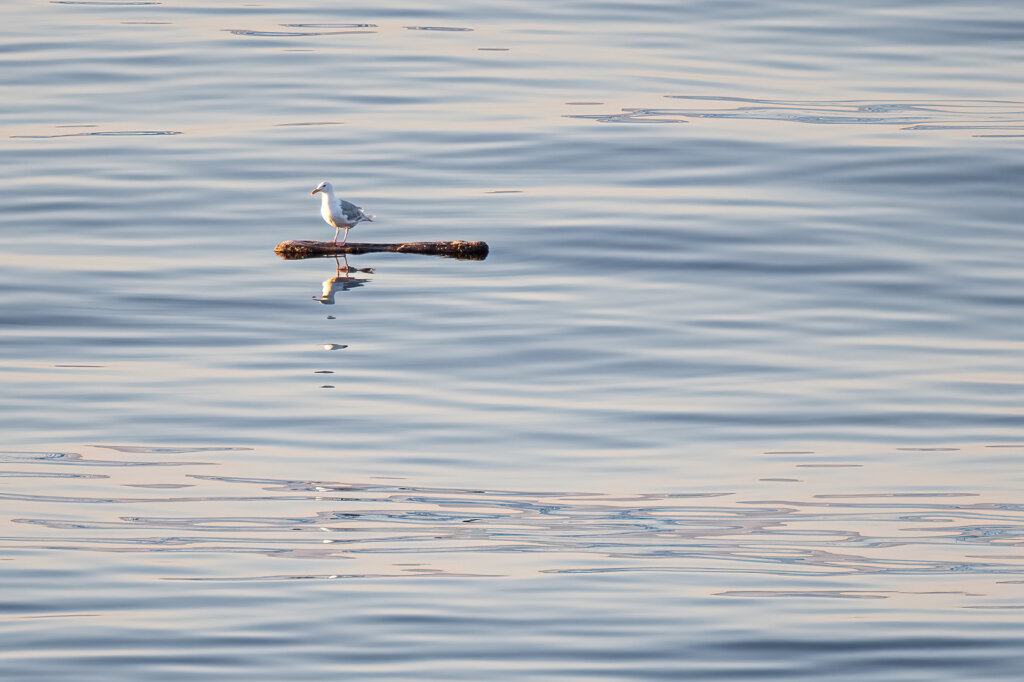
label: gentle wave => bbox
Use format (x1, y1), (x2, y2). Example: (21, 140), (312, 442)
(224, 29), (377, 37)
(50, 1), (160, 4)
(11, 130), (182, 139)
(567, 97), (1024, 133)
(403, 26), (474, 32)
(4, 470), (1024, 581)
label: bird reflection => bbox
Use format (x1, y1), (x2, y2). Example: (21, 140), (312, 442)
(314, 255), (373, 304)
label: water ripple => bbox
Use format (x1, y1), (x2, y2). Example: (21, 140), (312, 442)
(225, 28), (376, 37)
(281, 23), (377, 29)
(10, 130), (181, 139)
(91, 445), (252, 454)
(0, 451), (215, 467)
(272, 121), (343, 127)
(4, 473), (1024, 580)
(404, 26), (474, 32)
(568, 97), (1024, 133)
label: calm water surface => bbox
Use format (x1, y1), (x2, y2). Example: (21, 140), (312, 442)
(3, 0), (1024, 679)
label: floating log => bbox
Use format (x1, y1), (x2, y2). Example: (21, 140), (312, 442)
(275, 240), (488, 261)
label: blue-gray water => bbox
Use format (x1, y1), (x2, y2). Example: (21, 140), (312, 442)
(3, 0), (1024, 679)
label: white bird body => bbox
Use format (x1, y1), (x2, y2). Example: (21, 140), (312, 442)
(310, 181), (374, 245)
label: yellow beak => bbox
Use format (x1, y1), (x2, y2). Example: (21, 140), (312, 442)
(311, 189), (320, 195)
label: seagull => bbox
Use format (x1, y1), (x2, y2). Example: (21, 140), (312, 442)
(310, 181), (375, 245)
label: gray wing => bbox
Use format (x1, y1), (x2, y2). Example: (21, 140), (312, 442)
(339, 200), (367, 223)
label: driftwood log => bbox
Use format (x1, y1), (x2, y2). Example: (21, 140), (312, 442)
(275, 240), (488, 261)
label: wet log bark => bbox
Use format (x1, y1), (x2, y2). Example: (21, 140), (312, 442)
(275, 240), (488, 261)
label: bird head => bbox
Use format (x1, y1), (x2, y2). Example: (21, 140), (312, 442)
(311, 181), (331, 196)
